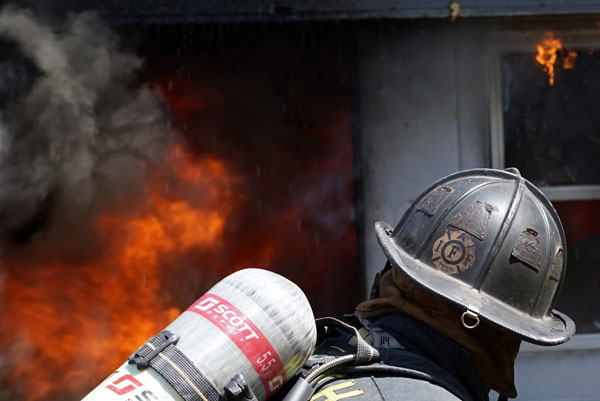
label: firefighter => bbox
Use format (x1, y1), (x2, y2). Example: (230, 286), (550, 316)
(296, 168), (575, 401)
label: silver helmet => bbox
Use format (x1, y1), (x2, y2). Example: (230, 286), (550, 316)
(375, 168), (575, 345)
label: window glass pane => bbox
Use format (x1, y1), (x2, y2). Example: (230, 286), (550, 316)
(501, 47), (600, 333)
(502, 51), (600, 186)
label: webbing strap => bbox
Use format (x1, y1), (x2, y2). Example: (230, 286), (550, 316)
(129, 331), (223, 401)
(315, 317), (380, 364)
(150, 345), (222, 401)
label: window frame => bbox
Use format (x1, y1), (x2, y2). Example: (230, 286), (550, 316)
(488, 29), (600, 201)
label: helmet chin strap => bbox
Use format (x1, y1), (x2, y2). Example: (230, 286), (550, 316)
(368, 261), (393, 300)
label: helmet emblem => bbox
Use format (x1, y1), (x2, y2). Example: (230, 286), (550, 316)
(432, 228), (476, 274)
(512, 228), (541, 271)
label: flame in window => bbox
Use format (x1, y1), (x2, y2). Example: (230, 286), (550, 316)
(563, 50), (578, 70)
(536, 32), (562, 86)
(535, 32), (578, 86)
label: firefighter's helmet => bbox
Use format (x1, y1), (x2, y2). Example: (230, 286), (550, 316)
(375, 168), (575, 345)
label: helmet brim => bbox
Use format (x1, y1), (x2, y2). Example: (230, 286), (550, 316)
(375, 220), (576, 346)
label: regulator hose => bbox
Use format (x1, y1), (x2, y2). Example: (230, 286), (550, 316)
(280, 355), (357, 401)
(281, 317), (381, 401)
(304, 354), (356, 383)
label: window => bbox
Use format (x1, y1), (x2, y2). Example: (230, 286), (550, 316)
(490, 29), (600, 333)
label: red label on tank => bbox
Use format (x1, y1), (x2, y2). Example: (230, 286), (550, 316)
(187, 293), (287, 397)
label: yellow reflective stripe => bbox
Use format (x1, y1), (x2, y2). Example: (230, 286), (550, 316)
(310, 380), (364, 401)
(316, 373), (344, 384)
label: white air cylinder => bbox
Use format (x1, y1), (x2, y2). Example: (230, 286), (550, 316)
(82, 268), (317, 401)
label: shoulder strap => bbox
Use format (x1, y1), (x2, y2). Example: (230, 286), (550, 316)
(310, 318), (482, 401)
(314, 317), (380, 364)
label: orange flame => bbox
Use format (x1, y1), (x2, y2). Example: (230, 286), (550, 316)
(535, 32), (579, 85)
(0, 145), (243, 400)
(536, 32), (562, 86)
(563, 50), (578, 70)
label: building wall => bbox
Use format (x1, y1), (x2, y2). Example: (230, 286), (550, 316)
(356, 21), (489, 288)
(355, 20), (600, 401)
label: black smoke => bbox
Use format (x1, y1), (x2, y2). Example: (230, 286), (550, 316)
(0, 6), (172, 252)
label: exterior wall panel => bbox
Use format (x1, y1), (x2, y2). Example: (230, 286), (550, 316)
(356, 21), (600, 401)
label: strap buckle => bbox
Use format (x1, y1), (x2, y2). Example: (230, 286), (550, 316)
(128, 330), (180, 369)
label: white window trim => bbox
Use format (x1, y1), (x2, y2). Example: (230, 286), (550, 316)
(488, 29), (600, 201)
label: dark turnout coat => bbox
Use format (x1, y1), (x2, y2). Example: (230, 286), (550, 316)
(278, 313), (490, 401)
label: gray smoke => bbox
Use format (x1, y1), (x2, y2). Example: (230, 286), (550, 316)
(0, 6), (172, 247)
